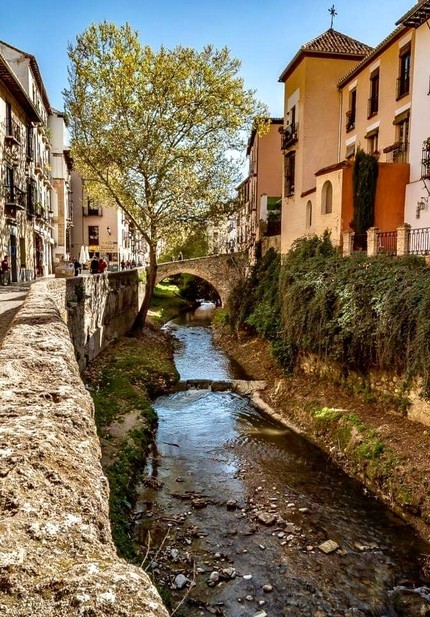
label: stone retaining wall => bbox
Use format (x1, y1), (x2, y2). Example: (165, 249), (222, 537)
(46, 269), (145, 370)
(0, 282), (168, 616)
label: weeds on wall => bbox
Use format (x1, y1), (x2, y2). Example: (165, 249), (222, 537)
(229, 235), (430, 396)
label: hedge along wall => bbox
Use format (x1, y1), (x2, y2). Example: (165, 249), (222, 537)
(230, 240), (430, 426)
(0, 281), (168, 616)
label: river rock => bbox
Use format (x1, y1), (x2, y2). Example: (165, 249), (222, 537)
(208, 571), (220, 586)
(243, 574), (253, 580)
(254, 612), (267, 617)
(226, 499), (238, 510)
(391, 587), (430, 617)
(257, 512), (276, 526)
(318, 540), (339, 554)
(262, 584), (273, 593)
(170, 548), (179, 561)
(174, 574), (189, 590)
(221, 567), (236, 579)
(191, 498), (208, 509)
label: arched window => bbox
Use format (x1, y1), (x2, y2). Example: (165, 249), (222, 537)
(322, 181), (333, 214)
(306, 200), (312, 228)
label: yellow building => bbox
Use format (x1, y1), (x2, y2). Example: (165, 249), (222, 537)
(337, 25), (413, 246)
(279, 29), (372, 253)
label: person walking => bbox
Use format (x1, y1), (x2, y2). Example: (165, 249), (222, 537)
(98, 258), (107, 274)
(90, 256), (99, 274)
(73, 258), (81, 276)
(1, 255), (10, 286)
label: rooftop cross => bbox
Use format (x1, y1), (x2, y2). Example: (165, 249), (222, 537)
(329, 4), (337, 29)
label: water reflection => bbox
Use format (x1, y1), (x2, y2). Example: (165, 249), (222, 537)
(136, 311), (430, 616)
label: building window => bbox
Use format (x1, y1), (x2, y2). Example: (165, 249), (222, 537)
(368, 69), (379, 117)
(284, 152), (295, 196)
(88, 225), (99, 246)
(395, 117), (409, 163)
(306, 200), (312, 228)
(367, 130), (379, 156)
(322, 181), (333, 214)
(346, 89), (356, 132)
(87, 198), (102, 216)
(397, 44), (411, 99)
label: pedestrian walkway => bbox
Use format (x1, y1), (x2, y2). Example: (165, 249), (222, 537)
(0, 283), (30, 346)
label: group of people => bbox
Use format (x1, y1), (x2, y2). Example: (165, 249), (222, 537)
(71, 257), (108, 276)
(120, 259), (136, 270)
(90, 257), (108, 275)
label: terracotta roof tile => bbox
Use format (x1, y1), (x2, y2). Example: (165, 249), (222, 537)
(303, 29), (373, 56)
(279, 29), (372, 82)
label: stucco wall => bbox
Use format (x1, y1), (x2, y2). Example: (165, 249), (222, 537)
(0, 281), (168, 616)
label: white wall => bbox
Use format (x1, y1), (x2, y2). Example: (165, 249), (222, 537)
(405, 24), (430, 228)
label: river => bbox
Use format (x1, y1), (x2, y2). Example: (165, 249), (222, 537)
(133, 304), (430, 617)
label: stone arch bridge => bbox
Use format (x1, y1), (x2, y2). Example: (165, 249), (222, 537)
(156, 253), (245, 306)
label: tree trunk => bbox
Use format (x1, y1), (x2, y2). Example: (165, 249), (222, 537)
(130, 242), (157, 333)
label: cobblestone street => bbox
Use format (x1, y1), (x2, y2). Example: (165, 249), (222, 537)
(0, 284), (30, 346)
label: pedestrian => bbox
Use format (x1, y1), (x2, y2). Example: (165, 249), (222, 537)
(178, 251), (184, 261)
(126, 260), (131, 269)
(131, 260), (136, 268)
(98, 258), (107, 274)
(90, 256), (99, 274)
(73, 258), (81, 276)
(1, 254), (10, 286)
(121, 259), (125, 271)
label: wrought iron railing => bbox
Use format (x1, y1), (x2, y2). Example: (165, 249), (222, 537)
(4, 185), (26, 209)
(281, 123), (298, 150)
(5, 118), (21, 143)
(408, 227), (430, 255)
(377, 231), (397, 256)
(346, 109), (356, 132)
(422, 147), (430, 179)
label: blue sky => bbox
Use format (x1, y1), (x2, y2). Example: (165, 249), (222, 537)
(0, 0), (414, 115)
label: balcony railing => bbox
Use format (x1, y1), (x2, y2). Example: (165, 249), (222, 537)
(4, 185), (26, 209)
(377, 231), (397, 256)
(281, 122), (298, 150)
(396, 75), (410, 99)
(422, 146), (430, 179)
(346, 109), (356, 133)
(384, 142), (409, 164)
(408, 227), (430, 255)
(367, 96), (378, 118)
(5, 118), (21, 145)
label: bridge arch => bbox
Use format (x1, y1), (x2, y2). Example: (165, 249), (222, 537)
(156, 254), (244, 308)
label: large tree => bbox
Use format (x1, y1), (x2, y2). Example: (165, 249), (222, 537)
(64, 22), (267, 330)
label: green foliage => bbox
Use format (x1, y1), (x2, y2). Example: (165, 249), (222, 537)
(352, 149), (379, 235)
(160, 229), (209, 262)
(228, 234), (430, 397)
(149, 281), (192, 325)
(175, 274), (220, 303)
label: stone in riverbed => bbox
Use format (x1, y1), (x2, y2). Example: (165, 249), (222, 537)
(173, 574), (190, 590)
(318, 540), (339, 554)
(256, 512), (276, 526)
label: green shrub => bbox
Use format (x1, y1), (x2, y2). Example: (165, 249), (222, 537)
(227, 233), (430, 397)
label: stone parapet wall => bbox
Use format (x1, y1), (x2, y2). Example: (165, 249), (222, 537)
(46, 269), (145, 370)
(0, 282), (168, 616)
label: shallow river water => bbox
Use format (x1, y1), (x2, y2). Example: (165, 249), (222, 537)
(133, 306), (430, 617)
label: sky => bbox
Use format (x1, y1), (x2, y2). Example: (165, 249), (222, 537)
(0, 0), (416, 116)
